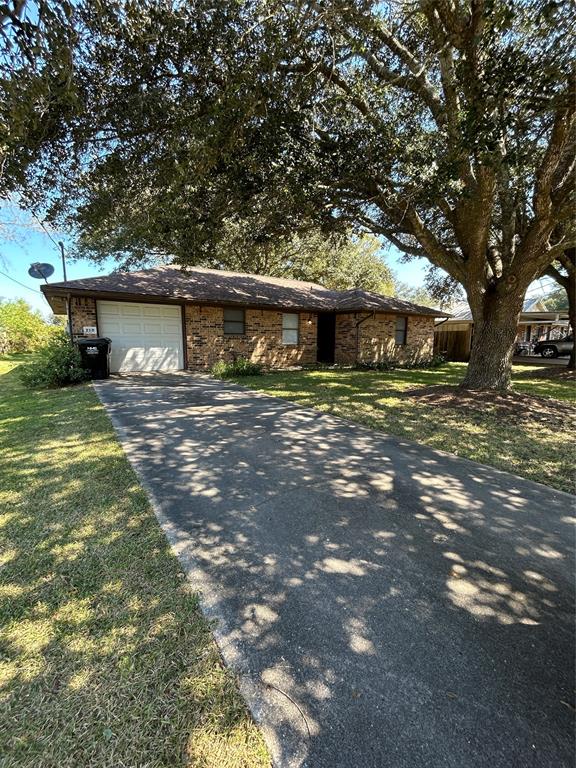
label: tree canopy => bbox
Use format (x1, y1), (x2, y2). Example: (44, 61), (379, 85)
(0, 298), (60, 352)
(543, 286), (569, 312)
(1, 0), (574, 387)
(196, 226), (397, 294)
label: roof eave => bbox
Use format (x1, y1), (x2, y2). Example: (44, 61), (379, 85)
(41, 285), (450, 317)
(41, 285), (334, 313)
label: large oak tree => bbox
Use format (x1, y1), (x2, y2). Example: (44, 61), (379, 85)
(1, 0), (574, 388)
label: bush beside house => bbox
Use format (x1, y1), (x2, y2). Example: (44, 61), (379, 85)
(19, 332), (90, 388)
(211, 357), (263, 378)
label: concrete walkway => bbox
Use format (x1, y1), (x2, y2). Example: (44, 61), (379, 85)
(95, 373), (575, 768)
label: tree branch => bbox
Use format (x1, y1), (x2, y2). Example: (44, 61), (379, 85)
(357, 49), (446, 127)
(533, 77), (576, 218)
(544, 262), (569, 291)
(402, 205), (466, 281)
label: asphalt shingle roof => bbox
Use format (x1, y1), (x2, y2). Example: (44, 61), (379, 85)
(42, 265), (447, 316)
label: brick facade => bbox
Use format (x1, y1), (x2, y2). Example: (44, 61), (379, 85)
(185, 305), (318, 370)
(70, 296), (98, 339)
(335, 312), (435, 366)
(68, 296), (435, 370)
(334, 314), (357, 365)
(358, 313), (435, 364)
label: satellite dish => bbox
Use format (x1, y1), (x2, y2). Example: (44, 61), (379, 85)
(28, 262), (55, 280)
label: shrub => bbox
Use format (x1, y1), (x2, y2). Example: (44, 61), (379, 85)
(401, 353), (447, 369)
(0, 298), (62, 352)
(211, 357), (263, 378)
(20, 333), (90, 389)
(427, 353), (447, 368)
(355, 359), (398, 371)
(356, 353), (446, 371)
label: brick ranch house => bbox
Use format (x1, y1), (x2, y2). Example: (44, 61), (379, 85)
(41, 266), (447, 373)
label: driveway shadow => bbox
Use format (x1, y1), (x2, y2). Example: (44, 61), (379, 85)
(96, 372), (575, 768)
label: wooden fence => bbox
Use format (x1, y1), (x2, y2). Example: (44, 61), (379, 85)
(434, 327), (472, 362)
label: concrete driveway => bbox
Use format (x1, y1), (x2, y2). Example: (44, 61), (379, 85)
(95, 373), (575, 768)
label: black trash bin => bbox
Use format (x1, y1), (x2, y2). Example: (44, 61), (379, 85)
(77, 337), (112, 379)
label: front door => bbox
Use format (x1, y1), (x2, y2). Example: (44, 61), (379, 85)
(317, 312), (336, 364)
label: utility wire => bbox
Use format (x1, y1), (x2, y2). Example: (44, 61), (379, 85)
(29, 209), (63, 252)
(0, 269), (42, 294)
(1, 204), (66, 295)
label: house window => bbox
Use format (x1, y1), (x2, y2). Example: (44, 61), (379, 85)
(223, 308), (245, 335)
(282, 313), (299, 345)
(395, 316), (408, 345)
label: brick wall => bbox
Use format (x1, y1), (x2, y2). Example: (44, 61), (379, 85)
(335, 312), (435, 365)
(358, 313), (435, 364)
(69, 297), (434, 369)
(185, 305), (317, 370)
(334, 314), (357, 365)
(70, 296), (98, 338)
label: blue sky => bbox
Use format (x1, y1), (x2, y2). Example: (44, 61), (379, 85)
(0, 214), (430, 316)
(0, 226), (117, 315)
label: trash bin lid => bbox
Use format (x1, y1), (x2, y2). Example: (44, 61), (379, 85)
(77, 337), (111, 345)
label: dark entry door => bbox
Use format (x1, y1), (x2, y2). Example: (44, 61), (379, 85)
(317, 313), (336, 364)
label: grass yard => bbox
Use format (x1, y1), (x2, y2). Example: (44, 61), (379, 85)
(0, 357), (269, 768)
(233, 362), (575, 494)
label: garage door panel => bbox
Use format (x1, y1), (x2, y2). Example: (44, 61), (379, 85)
(143, 321), (163, 333)
(101, 321), (122, 334)
(123, 321), (145, 333)
(118, 347), (180, 372)
(121, 305), (145, 316)
(142, 306), (178, 318)
(97, 301), (183, 373)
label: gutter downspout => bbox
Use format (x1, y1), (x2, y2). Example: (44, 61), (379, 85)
(355, 311), (375, 365)
(66, 293), (74, 343)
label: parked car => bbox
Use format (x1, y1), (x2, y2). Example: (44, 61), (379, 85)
(533, 334), (574, 358)
(514, 341), (533, 356)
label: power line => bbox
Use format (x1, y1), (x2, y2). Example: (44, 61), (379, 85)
(29, 210), (63, 252)
(0, 269), (42, 294)
(525, 278), (556, 297)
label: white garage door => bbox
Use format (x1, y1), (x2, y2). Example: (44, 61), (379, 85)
(97, 301), (184, 372)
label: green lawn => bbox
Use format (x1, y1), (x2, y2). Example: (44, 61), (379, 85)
(0, 357), (269, 768)
(233, 362), (575, 494)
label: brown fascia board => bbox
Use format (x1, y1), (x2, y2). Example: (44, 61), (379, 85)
(42, 286), (186, 307)
(41, 285), (450, 318)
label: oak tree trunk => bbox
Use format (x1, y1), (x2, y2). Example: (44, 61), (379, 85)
(460, 288), (524, 391)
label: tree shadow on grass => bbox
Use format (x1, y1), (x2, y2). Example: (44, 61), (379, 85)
(236, 368), (574, 493)
(94, 372), (575, 768)
(0, 366), (268, 768)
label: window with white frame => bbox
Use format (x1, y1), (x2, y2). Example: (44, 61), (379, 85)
(282, 313), (299, 345)
(223, 307), (245, 335)
(395, 316), (408, 345)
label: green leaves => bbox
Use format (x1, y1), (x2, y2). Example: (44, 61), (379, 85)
(0, 0), (573, 305)
(0, 298), (61, 353)
(19, 332), (91, 388)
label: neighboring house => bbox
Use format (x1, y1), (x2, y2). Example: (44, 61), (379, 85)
(41, 266), (447, 373)
(434, 298), (570, 361)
